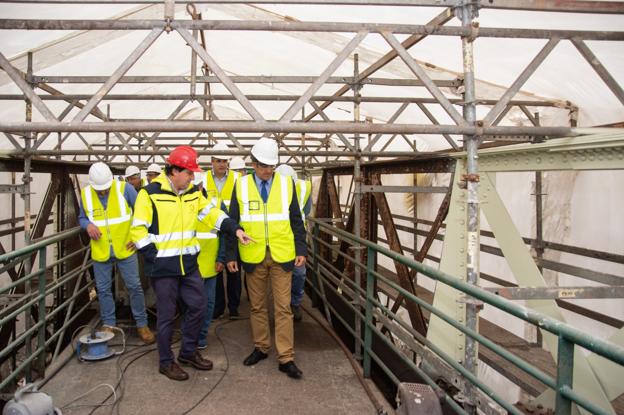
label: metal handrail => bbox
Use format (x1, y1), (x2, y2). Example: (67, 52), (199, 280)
(0, 226), (91, 393)
(308, 218), (624, 415)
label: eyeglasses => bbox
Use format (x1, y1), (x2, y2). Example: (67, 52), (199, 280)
(256, 162), (274, 169)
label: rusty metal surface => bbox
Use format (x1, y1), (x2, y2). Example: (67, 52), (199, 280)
(370, 173), (427, 336)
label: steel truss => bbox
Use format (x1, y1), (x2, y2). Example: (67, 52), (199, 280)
(0, 1), (623, 413)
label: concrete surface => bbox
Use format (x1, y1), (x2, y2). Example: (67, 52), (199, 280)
(42, 294), (389, 415)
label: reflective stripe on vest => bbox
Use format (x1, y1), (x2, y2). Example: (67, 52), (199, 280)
(236, 173), (295, 264)
(196, 196), (221, 277)
(81, 180), (133, 262)
(295, 179), (312, 224)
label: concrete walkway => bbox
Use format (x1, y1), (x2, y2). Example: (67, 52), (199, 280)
(43, 295), (389, 415)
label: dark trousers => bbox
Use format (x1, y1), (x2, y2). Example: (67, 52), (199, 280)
(151, 270), (206, 366)
(213, 268), (241, 317)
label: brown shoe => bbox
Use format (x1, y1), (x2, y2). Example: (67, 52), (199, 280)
(159, 362), (189, 381)
(137, 326), (155, 344)
(178, 351), (213, 371)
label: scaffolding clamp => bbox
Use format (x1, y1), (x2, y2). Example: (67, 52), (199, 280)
(457, 295), (484, 311)
(458, 173), (480, 189)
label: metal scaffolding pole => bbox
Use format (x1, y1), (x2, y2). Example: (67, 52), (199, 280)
(352, 53), (363, 362)
(0, 19), (623, 41)
(0, 120), (583, 136)
(459, 2), (480, 412)
(22, 52), (34, 382)
(2, 0), (624, 14)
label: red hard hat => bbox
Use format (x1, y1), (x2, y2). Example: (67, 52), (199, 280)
(167, 146), (202, 172)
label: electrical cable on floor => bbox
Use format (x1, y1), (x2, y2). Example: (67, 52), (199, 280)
(301, 304), (387, 415)
(60, 383), (118, 411)
(179, 318), (248, 415)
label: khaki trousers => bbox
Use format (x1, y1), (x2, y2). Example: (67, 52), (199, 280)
(247, 249), (294, 363)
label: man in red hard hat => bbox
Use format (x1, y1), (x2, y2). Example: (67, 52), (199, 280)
(131, 145), (254, 381)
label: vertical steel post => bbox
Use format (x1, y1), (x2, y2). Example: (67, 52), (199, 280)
(37, 247), (47, 374)
(534, 112), (544, 347)
(11, 172), (16, 250)
(105, 104), (110, 162)
(313, 222), (332, 325)
(458, 2), (479, 411)
(301, 108), (306, 171)
(363, 246), (375, 378)
(555, 336), (574, 415)
(23, 51), (34, 382)
(352, 53), (363, 361)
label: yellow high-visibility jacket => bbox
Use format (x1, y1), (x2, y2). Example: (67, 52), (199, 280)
(196, 194), (224, 278)
(235, 172), (295, 264)
(295, 179), (312, 226)
(131, 172), (231, 278)
(81, 180), (134, 262)
(204, 170), (240, 212)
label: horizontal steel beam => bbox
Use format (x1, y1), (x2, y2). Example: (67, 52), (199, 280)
(485, 286), (624, 300)
(0, 20), (622, 41)
(12, 149), (437, 157)
(0, 94), (570, 109)
(0, 184), (26, 193)
(31, 75), (461, 87)
(360, 185), (448, 193)
(474, 133), (624, 171)
(1, 0), (623, 14)
(0, 120), (578, 136)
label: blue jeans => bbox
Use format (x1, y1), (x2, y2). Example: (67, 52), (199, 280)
(199, 276), (217, 346)
(291, 264), (306, 306)
(93, 254), (148, 328)
(213, 268), (242, 317)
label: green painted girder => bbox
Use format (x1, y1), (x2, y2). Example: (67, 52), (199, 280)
(459, 131), (624, 172)
(428, 134), (624, 412)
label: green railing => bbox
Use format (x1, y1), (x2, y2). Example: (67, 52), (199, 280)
(307, 218), (624, 415)
(0, 227), (95, 393)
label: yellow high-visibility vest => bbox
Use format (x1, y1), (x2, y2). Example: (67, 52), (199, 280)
(81, 180), (133, 262)
(196, 196), (221, 278)
(295, 179), (312, 226)
(236, 173), (295, 264)
(131, 173), (228, 277)
(204, 170), (239, 211)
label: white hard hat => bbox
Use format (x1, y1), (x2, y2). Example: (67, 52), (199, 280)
(275, 164), (297, 179)
(193, 171), (206, 186)
(251, 137), (279, 166)
(124, 165), (140, 178)
(89, 162), (114, 191)
(211, 142), (232, 160)
(146, 163), (161, 174)
(230, 157), (246, 170)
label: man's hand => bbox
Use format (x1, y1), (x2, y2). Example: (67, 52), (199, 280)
(227, 261), (239, 273)
(86, 223), (102, 241)
(215, 262), (224, 273)
(236, 229), (255, 245)
(126, 241), (136, 251)
(294, 256), (306, 267)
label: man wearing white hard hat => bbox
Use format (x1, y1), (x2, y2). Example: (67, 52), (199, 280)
(275, 164), (312, 323)
(124, 165), (142, 192)
(201, 142), (243, 322)
(145, 163), (162, 184)
(226, 137), (307, 379)
(229, 157), (247, 176)
(78, 162), (155, 344)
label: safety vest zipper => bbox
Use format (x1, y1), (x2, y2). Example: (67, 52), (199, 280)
(179, 195), (185, 275)
(104, 210), (112, 251)
(263, 201), (269, 248)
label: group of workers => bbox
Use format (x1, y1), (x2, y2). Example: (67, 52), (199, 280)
(78, 138), (313, 382)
